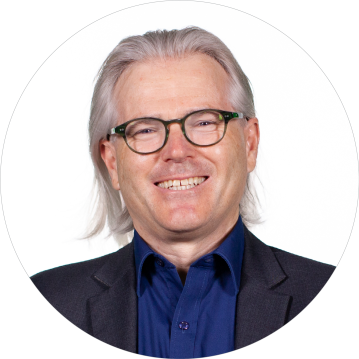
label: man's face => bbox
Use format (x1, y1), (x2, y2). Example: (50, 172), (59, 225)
(101, 54), (259, 242)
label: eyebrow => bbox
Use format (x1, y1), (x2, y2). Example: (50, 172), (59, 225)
(129, 107), (213, 121)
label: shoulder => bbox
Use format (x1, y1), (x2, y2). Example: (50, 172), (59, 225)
(31, 242), (134, 293)
(30, 242), (134, 329)
(243, 225), (335, 286)
(32, 251), (111, 294)
(270, 246), (335, 282)
(271, 245), (335, 291)
(242, 226), (335, 320)
(269, 246), (335, 319)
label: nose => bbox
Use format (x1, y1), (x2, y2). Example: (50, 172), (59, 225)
(160, 122), (194, 162)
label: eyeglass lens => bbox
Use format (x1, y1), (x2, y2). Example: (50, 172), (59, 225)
(125, 110), (226, 153)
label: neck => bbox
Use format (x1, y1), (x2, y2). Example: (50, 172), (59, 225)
(135, 214), (239, 280)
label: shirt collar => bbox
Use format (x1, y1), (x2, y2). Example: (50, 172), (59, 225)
(133, 216), (245, 297)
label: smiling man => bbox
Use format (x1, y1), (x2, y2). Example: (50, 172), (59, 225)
(32, 27), (335, 357)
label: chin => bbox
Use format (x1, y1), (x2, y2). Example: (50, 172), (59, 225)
(159, 213), (207, 235)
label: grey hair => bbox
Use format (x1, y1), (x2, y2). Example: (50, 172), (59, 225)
(87, 26), (261, 245)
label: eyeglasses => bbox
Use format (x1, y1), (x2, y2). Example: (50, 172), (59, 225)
(107, 109), (247, 154)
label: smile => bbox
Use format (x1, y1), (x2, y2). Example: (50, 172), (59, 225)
(156, 176), (207, 190)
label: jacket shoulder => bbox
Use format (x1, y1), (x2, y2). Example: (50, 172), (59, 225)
(242, 226), (335, 321)
(270, 246), (335, 319)
(30, 242), (134, 330)
(270, 246), (335, 279)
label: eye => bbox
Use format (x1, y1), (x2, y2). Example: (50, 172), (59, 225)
(126, 119), (164, 138)
(135, 128), (156, 135)
(198, 120), (216, 126)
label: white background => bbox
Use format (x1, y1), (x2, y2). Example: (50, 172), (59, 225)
(1, 1), (358, 358)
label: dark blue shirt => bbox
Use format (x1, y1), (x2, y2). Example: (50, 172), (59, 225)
(134, 217), (245, 358)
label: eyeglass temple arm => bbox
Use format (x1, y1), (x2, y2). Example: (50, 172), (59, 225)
(107, 125), (126, 140)
(223, 112), (248, 123)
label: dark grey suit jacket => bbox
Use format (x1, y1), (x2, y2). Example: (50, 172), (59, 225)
(31, 227), (335, 353)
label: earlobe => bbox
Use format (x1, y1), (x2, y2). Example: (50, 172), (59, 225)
(100, 139), (121, 191)
(245, 118), (260, 173)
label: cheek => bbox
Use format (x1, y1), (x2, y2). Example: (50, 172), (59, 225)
(219, 130), (247, 173)
(117, 146), (155, 194)
(231, 129), (247, 167)
(220, 136), (248, 200)
(117, 144), (139, 191)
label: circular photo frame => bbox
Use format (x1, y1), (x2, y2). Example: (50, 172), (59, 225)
(1, 1), (358, 358)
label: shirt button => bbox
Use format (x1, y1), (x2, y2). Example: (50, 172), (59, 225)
(179, 321), (190, 330)
(155, 258), (164, 267)
(204, 257), (213, 263)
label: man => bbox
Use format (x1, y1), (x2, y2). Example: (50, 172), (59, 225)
(31, 27), (335, 357)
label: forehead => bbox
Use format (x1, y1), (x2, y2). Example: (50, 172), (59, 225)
(113, 54), (232, 122)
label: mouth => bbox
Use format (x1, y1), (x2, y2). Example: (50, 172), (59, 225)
(156, 176), (208, 190)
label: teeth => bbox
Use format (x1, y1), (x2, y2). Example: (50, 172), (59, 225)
(181, 178), (188, 186)
(157, 176), (206, 190)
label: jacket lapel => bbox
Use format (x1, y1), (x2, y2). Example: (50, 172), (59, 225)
(88, 242), (138, 353)
(235, 227), (291, 349)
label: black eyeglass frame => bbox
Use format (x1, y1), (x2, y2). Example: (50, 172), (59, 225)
(107, 109), (248, 154)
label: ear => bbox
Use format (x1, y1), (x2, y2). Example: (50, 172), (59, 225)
(100, 139), (121, 190)
(244, 117), (260, 173)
